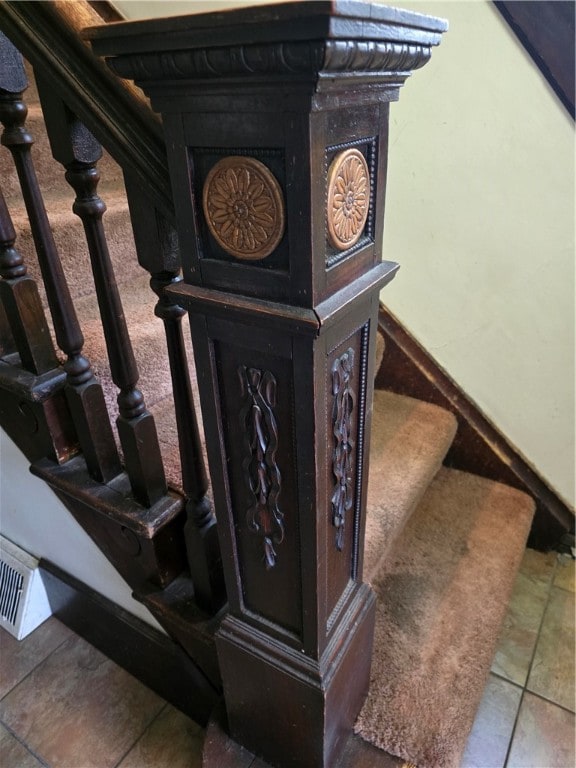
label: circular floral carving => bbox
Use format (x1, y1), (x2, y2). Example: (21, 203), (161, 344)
(327, 148), (370, 251)
(202, 156), (285, 261)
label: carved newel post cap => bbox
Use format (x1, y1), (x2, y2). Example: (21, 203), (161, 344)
(85, 1), (448, 91)
(86, 2), (447, 308)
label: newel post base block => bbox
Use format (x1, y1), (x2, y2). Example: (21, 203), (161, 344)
(217, 585), (376, 768)
(87, 4), (446, 766)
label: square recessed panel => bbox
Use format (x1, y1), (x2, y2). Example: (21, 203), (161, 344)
(190, 147), (289, 273)
(325, 137), (377, 269)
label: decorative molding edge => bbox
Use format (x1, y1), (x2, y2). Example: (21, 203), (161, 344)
(376, 305), (574, 550)
(107, 39), (433, 83)
(352, 323), (371, 580)
(239, 365), (284, 569)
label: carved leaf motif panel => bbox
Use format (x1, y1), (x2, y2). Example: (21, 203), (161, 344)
(238, 365), (284, 569)
(331, 347), (356, 552)
(325, 324), (370, 632)
(214, 338), (302, 640)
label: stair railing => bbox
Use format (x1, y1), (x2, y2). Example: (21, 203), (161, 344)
(0, 6), (224, 611)
(0, 47), (121, 483)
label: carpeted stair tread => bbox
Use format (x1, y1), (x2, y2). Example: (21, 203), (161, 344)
(355, 467), (535, 768)
(1, 103), (124, 207)
(150, 386), (207, 493)
(71, 272), (175, 420)
(8, 192), (144, 304)
(70, 272), (203, 489)
(364, 391), (457, 581)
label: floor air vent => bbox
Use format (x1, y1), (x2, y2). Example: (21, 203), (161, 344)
(0, 537), (52, 639)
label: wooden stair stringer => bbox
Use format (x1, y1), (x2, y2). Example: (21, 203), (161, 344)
(31, 455), (188, 591)
(138, 574), (224, 691)
(0, 356), (77, 464)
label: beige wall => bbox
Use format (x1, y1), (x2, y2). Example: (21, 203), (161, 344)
(0, 431), (163, 629)
(114, 0), (575, 509)
(381, 1), (574, 507)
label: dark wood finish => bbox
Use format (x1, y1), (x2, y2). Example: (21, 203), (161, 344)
(139, 574), (224, 690)
(0, 1), (172, 223)
(124, 175), (226, 614)
(39, 559), (220, 727)
(90, 5), (446, 766)
(0, 357), (77, 464)
(88, 1), (124, 24)
(376, 306), (574, 549)
(203, 702), (404, 768)
(33, 455), (186, 590)
(0, 37), (120, 483)
(0, 295), (16, 357)
(494, 1), (575, 119)
(0, 186), (59, 374)
(37, 84), (166, 508)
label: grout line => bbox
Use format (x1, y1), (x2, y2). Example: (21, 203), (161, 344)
(503, 688), (526, 768)
(0, 622), (72, 702)
(522, 690), (576, 717)
(503, 555), (561, 768)
(0, 718), (51, 767)
(522, 555), (559, 690)
(111, 702), (169, 768)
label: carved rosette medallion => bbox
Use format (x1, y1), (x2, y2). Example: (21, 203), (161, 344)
(331, 348), (356, 551)
(239, 365), (284, 569)
(327, 148), (370, 251)
(202, 156), (285, 260)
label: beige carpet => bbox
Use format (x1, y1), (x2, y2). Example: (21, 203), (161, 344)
(357, 467), (534, 767)
(1, 67), (536, 768)
(364, 391), (457, 580)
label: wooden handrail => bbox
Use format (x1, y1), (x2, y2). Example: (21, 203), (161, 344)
(0, 0), (173, 223)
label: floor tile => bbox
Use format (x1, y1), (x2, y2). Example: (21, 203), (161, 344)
(554, 554), (575, 593)
(461, 674), (522, 768)
(527, 586), (575, 712)
(0, 633), (165, 768)
(0, 619), (72, 700)
(0, 723), (45, 768)
(491, 549), (556, 686)
(117, 704), (203, 768)
(506, 692), (575, 767)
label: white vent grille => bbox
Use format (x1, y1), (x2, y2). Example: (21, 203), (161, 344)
(0, 559), (24, 627)
(0, 537), (52, 639)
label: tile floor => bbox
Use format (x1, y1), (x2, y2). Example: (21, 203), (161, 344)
(0, 549), (573, 768)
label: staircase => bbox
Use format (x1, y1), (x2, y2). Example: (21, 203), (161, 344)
(0, 4), (556, 767)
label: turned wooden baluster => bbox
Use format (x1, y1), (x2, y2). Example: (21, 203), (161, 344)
(0, 186), (58, 373)
(38, 82), (167, 508)
(124, 174), (225, 611)
(0, 34), (120, 481)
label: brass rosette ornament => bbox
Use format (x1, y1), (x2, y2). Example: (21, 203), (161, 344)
(327, 148), (370, 251)
(202, 156), (285, 261)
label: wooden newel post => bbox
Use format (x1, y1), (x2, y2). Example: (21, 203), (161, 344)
(88, 4), (446, 765)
